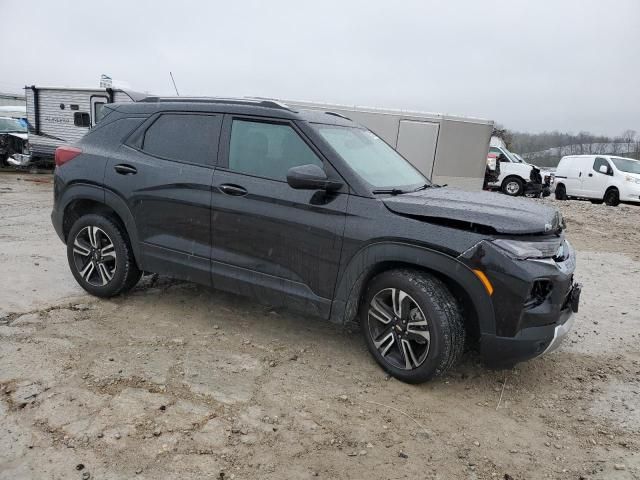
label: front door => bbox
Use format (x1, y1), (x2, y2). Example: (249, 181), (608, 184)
(105, 112), (222, 285)
(210, 116), (348, 317)
(581, 157), (611, 198)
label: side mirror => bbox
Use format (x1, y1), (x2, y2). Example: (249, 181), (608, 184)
(598, 165), (608, 174)
(286, 164), (342, 191)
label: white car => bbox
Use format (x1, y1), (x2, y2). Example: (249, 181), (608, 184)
(554, 155), (640, 206)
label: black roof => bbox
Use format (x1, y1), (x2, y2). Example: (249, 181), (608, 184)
(110, 96), (356, 126)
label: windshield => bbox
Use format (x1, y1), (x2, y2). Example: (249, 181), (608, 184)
(611, 157), (640, 174)
(504, 149), (522, 163)
(0, 117), (27, 133)
(315, 125), (428, 189)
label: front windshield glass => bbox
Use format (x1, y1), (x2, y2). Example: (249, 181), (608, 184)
(611, 157), (640, 174)
(315, 125), (428, 189)
(505, 149), (522, 162)
(0, 117), (27, 133)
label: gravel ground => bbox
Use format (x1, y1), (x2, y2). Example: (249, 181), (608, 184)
(1, 173), (639, 480)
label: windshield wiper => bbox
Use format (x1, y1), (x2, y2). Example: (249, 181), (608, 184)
(412, 184), (432, 192)
(372, 188), (406, 195)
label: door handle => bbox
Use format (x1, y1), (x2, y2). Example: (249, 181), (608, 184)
(114, 164), (137, 175)
(219, 184), (248, 196)
(578, 171), (582, 177)
(588, 173), (593, 177)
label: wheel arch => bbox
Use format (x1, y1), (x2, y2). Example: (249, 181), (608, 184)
(59, 184), (143, 268)
(604, 185), (620, 205)
(501, 174), (526, 187)
(329, 242), (496, 339)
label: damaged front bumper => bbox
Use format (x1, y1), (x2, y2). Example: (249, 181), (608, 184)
(460, 237), (580, 368)
(480, 281), (580, 368)
(7, 154), (32, 167)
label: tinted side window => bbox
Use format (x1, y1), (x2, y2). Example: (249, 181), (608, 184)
(593, 157), (610, 173)
(228, 120), (322, 181)
(142, 114), (221, 165)
(74, 112), (90, 127)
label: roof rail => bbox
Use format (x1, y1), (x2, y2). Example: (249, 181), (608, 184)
(324, 111), (352, 121)
(139, 96), (294, 111)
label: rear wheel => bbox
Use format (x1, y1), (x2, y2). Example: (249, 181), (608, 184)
(502, 177), (524, 196)
(604, 188), (620, 206)
(67, 214), (141, 297)
(361, 269), (465, 384)
(555, 183), (567, 200)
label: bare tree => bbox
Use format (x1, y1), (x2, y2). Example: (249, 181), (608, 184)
(621, 129), (637, 155)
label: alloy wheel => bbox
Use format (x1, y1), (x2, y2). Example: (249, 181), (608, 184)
(367, 288), (431, 370)
(72, 226), (117, 286)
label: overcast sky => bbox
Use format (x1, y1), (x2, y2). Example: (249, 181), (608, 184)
(2, 0), (638, 135)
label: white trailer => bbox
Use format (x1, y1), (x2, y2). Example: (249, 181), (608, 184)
(286, 100), (494, 190)
(22, 86), (146, 165)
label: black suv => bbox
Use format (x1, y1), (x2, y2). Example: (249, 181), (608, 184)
(51, 98), (580, 383)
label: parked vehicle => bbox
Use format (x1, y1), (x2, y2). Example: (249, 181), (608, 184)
(486, 144), (548, 196)
(555, 155), (640, 206)
(22, 86), (145, 166)
(0, 105), (27, 120)
(0, 116), (29, 167)
(51, 97), (580, 383)
(285, 100), (494, 191)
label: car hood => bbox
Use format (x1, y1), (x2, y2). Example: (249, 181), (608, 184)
(382, 188), (563, 235)
(3, 132), (28, 140)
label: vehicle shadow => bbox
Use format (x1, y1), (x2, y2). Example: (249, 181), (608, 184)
(123, 274), (578, 395)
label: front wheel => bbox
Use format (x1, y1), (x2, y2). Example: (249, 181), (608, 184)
(555, 184), (567, 200)
(502, 177), (524, 196)
(361, 269), (465, 383)
(604, 188), (620, 206)
(66, 214), (142, 297)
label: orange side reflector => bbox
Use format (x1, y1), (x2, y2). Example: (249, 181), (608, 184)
(472, 269), (494, 296)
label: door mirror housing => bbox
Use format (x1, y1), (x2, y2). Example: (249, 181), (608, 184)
(286, 164), (343, 191)
(598, 165), (611, 175)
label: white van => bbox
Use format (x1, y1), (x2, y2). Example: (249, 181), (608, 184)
(555, 155), (640, 206)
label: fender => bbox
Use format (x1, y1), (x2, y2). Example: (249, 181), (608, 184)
(53, 182), (105, 241)
(329, 241), (496, 335)
(103, 188), (143, 269)
(55, 183), (144, 269)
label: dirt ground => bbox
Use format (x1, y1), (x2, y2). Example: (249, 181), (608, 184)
(1, 172), (639, 480)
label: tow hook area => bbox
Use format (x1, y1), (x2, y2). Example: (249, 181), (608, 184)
(568, 282), (582, 313)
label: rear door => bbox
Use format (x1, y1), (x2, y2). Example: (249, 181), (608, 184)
(210, 115), (348, 317)
(105, 112), (222, 285)
(395, 120), (439, 179)
(563, 157), (583, 195)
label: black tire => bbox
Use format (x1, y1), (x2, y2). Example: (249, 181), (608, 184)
(66, 214), (141, 297)
(555, 183), (567, 200)
(501, 177), (524, 196)
(604, 188), (620, 207)
(360, 269), (465, 384)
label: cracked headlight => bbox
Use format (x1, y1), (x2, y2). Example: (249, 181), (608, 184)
(493, 237), (564, 260)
